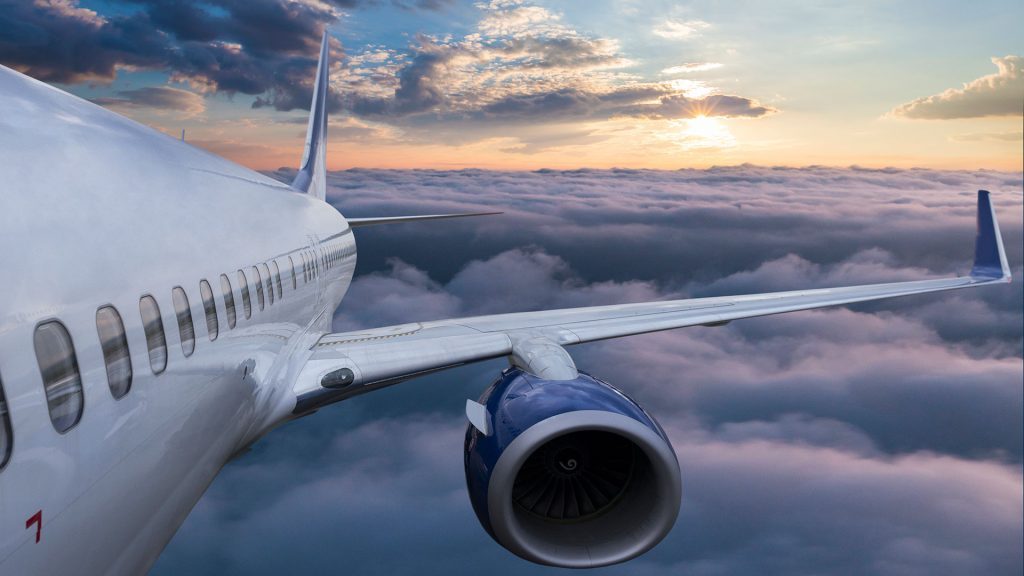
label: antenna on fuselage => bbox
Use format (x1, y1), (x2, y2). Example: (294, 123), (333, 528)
(181, 129), (185, 142)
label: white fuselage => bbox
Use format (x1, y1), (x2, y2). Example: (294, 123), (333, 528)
(0, 67), (355, 574)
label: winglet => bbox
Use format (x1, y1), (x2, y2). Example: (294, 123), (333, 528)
(291, 31), (330, 200)
(970, 190), (1011, 282)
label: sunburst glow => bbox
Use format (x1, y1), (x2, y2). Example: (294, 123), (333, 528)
(664, 115), (736, 150)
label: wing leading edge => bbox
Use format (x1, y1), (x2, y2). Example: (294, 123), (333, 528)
(293, 191), (1011, 414)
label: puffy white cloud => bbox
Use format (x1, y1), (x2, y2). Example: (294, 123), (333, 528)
(890, 56), (1024, 119)
(653, 19), (711, 40)
(661, 62), (723, 75)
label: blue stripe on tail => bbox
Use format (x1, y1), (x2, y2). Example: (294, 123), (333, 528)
(970, 190), (1008, 279)
(291, 32), (330, 200)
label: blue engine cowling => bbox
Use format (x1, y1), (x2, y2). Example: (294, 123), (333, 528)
(464, 367), (681, 568)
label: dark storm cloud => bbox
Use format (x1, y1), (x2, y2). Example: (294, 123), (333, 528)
(0, 0), (171, 83)
(471, 86), (772, 121)
(153, 166), (1022, 575)
(0, 0), (331, 95)
(0, 0), (449, 113)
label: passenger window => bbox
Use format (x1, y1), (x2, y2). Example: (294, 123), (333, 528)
(272, 261), (283, 299)
(140, 295), (168, 373)
(252, 266), (265, 310)
(172, 287), (195, 357)
(0, 375), (11, 469)
(34, 321), (84, 433)
(302, 253), (309, 282)
(220, 274), (237, 329)
(260, 263), (275, 304)
(96, 306), (132, 399)
(200, 280), (218, 341)
(237, 268), (251, 317)
(288, 256), (297, 290)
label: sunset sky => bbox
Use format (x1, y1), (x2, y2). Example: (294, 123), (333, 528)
(2, 3), (1021, 575)
(2, 0), (1022, 170)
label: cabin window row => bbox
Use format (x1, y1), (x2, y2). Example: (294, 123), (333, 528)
(0, 244), (351, 467)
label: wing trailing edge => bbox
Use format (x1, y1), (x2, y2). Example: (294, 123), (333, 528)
(291, 32), (330, 200)
(347, 211), (503, 228)
(292, 191), (1012, 414)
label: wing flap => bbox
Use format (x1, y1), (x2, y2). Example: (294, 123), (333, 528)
(347, 211), (502, 228)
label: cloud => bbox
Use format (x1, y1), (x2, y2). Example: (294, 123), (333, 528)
(0, 0), (449, 112)
(890, 55), (1024, 119)
(336, 2), (769, 136)
(0, 0), (772, 149)
(154, 166), (1021, 575)
(661, 62), (723, 75)
(466, 85), (772, 121)
(653, 19), (711, 40)
(0, 0), (173, 84)
(631, 93), (773, 119)
(92, 86), (206, 117)
(950, 131), (1023, 143)
(154, 414), (1023, 576)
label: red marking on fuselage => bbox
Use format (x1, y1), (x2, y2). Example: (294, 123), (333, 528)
(26, 510), (42, 543)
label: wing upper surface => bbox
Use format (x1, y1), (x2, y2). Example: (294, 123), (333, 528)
(292, 191), (1011, 414)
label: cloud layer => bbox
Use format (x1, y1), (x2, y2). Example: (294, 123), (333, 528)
(153, 166), (1022, 575)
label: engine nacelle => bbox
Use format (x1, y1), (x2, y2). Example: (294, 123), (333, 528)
(464, 367), (681, 568)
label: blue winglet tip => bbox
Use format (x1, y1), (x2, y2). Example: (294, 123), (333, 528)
(970, 190), (1010, 281)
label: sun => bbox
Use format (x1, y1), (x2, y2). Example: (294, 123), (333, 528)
(663, 115), (736, 150)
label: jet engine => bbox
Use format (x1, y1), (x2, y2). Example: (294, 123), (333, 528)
(464, 367), (681, 568)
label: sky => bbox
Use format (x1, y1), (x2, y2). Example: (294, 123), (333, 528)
(0, 0), (1022, 170)
(1, 2), (1022, 575)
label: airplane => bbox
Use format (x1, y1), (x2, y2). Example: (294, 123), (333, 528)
(0, 32), (1012, 575)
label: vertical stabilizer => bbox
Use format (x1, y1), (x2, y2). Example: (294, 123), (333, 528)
(291, 32), (330, 200)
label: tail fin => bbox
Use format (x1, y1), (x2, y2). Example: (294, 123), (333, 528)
(292, 32), (330, 200)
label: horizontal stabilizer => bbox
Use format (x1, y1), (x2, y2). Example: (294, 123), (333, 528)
(347, 211), (502, 228)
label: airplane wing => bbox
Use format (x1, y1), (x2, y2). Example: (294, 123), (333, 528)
(293, 191), (1011, 414)
(347, 211), (503, 228)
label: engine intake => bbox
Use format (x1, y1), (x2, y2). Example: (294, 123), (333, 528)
(464, 368), (681, 568)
